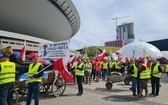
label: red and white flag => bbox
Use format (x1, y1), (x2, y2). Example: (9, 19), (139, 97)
(20, 40), (26, 61)
(95, 49), (108, 62)
(69, 55), (79, 68)
(52, 58), (73, 82)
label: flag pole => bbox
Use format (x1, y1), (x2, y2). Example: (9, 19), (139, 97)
(38, 63), (53, 74)
(133, 50), (135, 58)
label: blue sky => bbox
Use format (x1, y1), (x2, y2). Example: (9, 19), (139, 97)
(69, 0), (168, 50)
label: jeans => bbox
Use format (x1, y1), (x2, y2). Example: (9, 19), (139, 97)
(131, 77), (137, 95)
(151, 76), (160, 95)
(26, 83), (40, 105)
(102, 69), (108, 79)
(76, 76), (83, 94)
(0, 83), (14, 105)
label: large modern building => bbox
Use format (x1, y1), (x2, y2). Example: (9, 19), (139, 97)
(105, 22), (135, 47)
(0, 0), (80, 52)
(117, 22), (135, 44)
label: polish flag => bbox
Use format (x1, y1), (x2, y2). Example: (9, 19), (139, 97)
(52, 58), (73, 82)
(95, 49), (108, 62)
(115, 51), (122, 56)
(20, 40), (26, 61)
(69, 55), (79, 68)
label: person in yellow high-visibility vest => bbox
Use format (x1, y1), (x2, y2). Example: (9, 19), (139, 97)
(26, 56), (43, 105)
(75, 58), (84, 96)
(149, 59), (162, 97)
(128, 60), (139, 96)
(84, 59), (92, 85)
(0, 55), (16, 105)
(101, 60), (109, 80)
(164, 62), (168, 78)
(138, 60), (150, 100)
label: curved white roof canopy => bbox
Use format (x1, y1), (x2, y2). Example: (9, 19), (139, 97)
(119, 41), (163, 59)
(161, 51), (168, 59)
(0, 0), (80, 42)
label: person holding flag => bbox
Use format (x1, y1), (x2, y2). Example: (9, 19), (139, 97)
(26, 55), (44, 105)
(19, 56), (43, 105)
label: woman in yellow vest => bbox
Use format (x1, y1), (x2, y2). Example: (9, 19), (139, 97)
(138, 60), (150, 99)
(75, 58), (84, 96)
(26, 56), (43, 105)
(0, 55), (16, 105)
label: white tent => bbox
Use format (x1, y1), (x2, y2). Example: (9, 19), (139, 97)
(161, 51), (168, 59)
(119, 41), (163, 59)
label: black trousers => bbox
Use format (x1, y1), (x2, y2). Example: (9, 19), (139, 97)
(91, 70), (95, 80)
(76, 75), (83, 94)
(137, 79), (140, 95)
(151, 76), (160, 95)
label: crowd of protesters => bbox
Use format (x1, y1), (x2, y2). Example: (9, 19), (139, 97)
(67, 55), (168, 99)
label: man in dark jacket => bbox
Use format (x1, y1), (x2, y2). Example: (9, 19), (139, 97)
(6, 46), (21, 64)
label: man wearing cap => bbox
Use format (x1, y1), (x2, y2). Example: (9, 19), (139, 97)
(149, 59), (162, 97)
(0, 55), (16, 105)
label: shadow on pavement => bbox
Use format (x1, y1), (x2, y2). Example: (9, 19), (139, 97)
(102, 95), (141, 102)
(95, 88), (128, 92)
(67, 82), (77, 86)
(60, 93), (79, 97)
(116, 83), (131, 87)
(17, 91), (57, 104)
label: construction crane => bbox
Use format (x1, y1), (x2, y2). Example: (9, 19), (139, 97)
(112, 16), (130, 39)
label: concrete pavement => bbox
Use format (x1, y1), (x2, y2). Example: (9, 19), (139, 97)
(18, 74), (168, 105)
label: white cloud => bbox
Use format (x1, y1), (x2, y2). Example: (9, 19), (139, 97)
(70, 0), (168, 50)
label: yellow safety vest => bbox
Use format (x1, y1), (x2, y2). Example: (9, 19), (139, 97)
(140, 64), (150, 79)
(75, 63), (84, 76)
(151, 64), (161, 78)
(85, 63), (92, 72)
(165, 64), (168, 72)
(28, 63), (42, 83)
(109, 62), (114, 68)
(131, 64), (138, 78)
(102, 62), (108, 69)
(115, 62), (121, 69)
(0, 61), (16, 85)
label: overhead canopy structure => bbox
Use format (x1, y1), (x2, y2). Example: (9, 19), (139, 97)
(0, 0), (80, 42)
(161, 51), (168, 59)
(119, 41), (163, 59)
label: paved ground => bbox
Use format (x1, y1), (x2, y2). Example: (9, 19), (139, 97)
(17, 74), (168, 105)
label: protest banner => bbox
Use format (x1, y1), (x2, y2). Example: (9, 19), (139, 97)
(38, 40), (69, 59)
